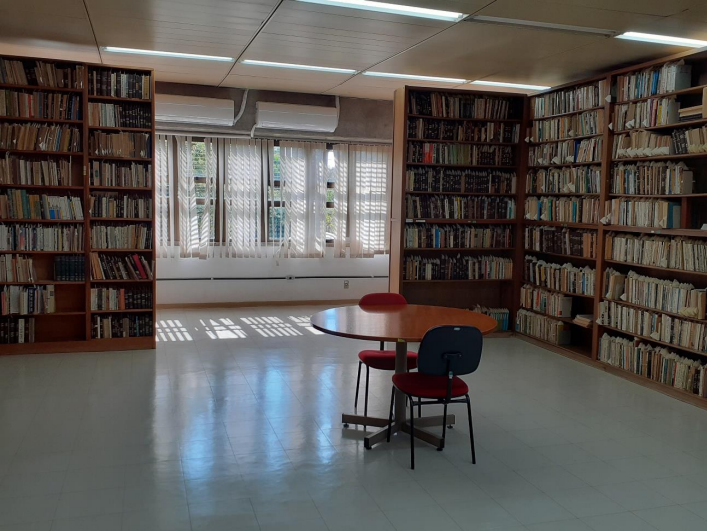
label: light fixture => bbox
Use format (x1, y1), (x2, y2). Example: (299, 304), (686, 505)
(296, 0), (466, 22)
(102, 47), (234, 62)
(466, 16), (617, 37)
(363, 71), (467, 83)
(241, 59), (357, 74)
(616, 32), (707, 48)
(469, 80), (551, 91)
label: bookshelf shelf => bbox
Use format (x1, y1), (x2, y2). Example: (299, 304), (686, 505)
(608, 193), (707, 198)
(406, 138), (517, 146)
(405, 218), (516, 224)
(90, 308), (152, 313)
(613, 153), (707, 163)
(520, 306), (575, 324)
(599, 323), (707, 358)
(612, 118), (707, 134)
(525, 192), (600, 197)
(524, 220), (597, 229)
(404, 247), (515, 252)
(526, 284), (596, 299)
(2, 311), (86, 317)
(402, 279), (513, 283)
(406, 162), (517, 169)
(0, 116), (82, 125)
(603, 226), (707, 237)
(615, 84), (707, 104)
(0, 53), (156, 354)
(603, 259), (707, 278)
(405, 191), (516, 196)
(530, 105), (604, 121)
(528, 133), (603, 145)
(408, 114), (521, 123)
(518, 332), (593, 358)
(529, 161), (600, 169)
(601, 298), (707, 324)
(90, 279), (152, 283)
(524, 249), (597, 262)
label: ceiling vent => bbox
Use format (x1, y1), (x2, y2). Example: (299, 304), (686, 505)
(255, 102), (339, 133)
(156, 94), (235, 126)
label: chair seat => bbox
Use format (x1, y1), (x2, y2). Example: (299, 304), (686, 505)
(359, 350), (418, 370)
(392, 372), (469, 399)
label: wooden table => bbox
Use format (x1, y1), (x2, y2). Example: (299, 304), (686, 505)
(310, 304), (497, 449)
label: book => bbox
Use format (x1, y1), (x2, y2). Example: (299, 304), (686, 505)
(615, 61), (692, 102)
(403, 254), (512, 281)
(524, 255), (596, 296)
(524, 226), (597, 258)
(531, 80), (607, 119)
(526, 166), (601, 195)
(0, 156), (73, 186)
(404, 223), (512, 249)
(605, 232), (707, 274)
(406, 168), (516, 193)
(406, 195), (515, 220)
(612, 161), (693, 195)
(516, 309), (571, 345)
(408, 91), (517, 120)
(524, 196), (599, 224)
(531, 108), (604, 142)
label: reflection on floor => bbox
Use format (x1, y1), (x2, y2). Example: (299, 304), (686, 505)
(1, 304), (707, 531)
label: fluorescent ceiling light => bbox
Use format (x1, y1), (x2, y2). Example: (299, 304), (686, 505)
(102, 47), (233, 62)
(470, 80), (551, 91)
(296, 0), (466, 22)
(616, 32), (707, 48)
(363, 71), (467, 83)
(467, 16), (616, 37)
(241, 59), (357, 74)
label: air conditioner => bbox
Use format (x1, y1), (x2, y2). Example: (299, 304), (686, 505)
(255, 102), (339, 133)
(155, 95), (235, 126)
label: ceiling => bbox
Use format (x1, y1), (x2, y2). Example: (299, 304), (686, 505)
(1, 0), (707, 99)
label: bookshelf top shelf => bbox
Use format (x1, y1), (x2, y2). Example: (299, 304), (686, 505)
(530, 106), (604, 121)
(407, 114), (521, 123)
(0, 83), (83, 93)
(88, 95), (152, 103)
(0, 116), (82, 125)
(614, 85), (707, 104)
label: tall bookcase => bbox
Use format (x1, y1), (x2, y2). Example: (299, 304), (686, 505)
(1, 54), (156, 354)
(389, 86), (526, 333)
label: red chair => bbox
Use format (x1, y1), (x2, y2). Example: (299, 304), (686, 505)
(354, 293), (418, 425)
(387, 325), (481, 469)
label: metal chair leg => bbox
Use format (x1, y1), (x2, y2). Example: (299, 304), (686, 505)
(363, 365), (370, 432)
(439, 402), (448, 451)
(466, 394), (476, 464)
(386, 386), (395, 443)
(409, 395), (415, 470)
(354, 361), (362, 410)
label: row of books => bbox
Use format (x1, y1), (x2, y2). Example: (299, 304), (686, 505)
(672, 127), (707, 154)
(531, 81), (607, 119)
(473, 305), (510, 331)
(524, 196), (600, 224)
(0, 224), (83, 251)
(0, 59), (84, 89)
(405, 168), (516, 194)
(526, 166), (601, 195)
(611, 161), (693, 195)
(404, 224), (512, 250)
(613, 98), (678, 131)
(88, 103), (152, 129)
(89, 70), (152, 100)
(0, 317), (35, 344)
(604, 268), (706, 320)
(0, 90), (81, 121)
(407, 118), (520, 143)
(605, 233), (707, 273)
(408, 92), (517, 120)
(92, 314), (153, 339)
(530, 109), (604, 142)
(525, 226), (597, 259)
(1, 285), (55, 315)
(520, 285), (573, 318)
(403, 254), (513, 281)
(525, 255), (596, 296)
(603, 198), (681, 229)
(90, 253), (153, 281)
(615, 61), (691, 102)
(89, 194), (153, 219)
(0, 123), (81, 152)
(90, 224), (152, 250)
(0, 254), (35, 282)
(598, 300), (707, 353)
(89, 132), (151, 159)
(0, 191), (83, 220)
(529, 138), (603, 166)
(515, 308), (571, 345)
(0, 157), (74, 186)
(90, 161), (152, 188)
(407, 195), (516, 220)
(54, 255), (85, 281)
(599, 333), (706, 397)
(90, 287), (153, 311)
(408, 142), (513, 166)
(612, 127), (707, 158)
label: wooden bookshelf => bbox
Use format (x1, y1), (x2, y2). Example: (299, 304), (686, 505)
(389, 85), (524, 332)
(0, 53), (155, 354)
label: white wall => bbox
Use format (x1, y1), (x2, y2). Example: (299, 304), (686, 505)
(157, 251), (389, 305)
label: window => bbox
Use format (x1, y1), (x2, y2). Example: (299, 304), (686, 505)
(267, 146), (285, 241)
(191, 140), (216, 242)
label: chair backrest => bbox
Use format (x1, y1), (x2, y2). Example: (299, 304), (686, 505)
(359, 293), (407, 306)
(417, 325), (483, 377)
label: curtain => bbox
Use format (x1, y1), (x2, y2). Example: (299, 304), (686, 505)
(348, 144), (392, 258)
(155, 134), (173, 257)
(176, 136), (198, 258)
(331, 144), (349, 257)
(199, 137), (217, 259)
(224, 138), (263, 257)
(279, 141), (328, 258)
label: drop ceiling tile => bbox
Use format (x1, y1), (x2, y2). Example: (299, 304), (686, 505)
(0, 0), (86, 17)
(543, 0), (695, 17)
(222, 73), (345, 94)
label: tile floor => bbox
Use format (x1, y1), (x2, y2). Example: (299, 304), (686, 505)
(1, 305), (707, 531)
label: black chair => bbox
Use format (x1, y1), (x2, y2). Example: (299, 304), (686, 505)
(386, 325), (482, 469)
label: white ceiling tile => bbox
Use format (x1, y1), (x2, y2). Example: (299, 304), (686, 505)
(222, 74), (343, 94)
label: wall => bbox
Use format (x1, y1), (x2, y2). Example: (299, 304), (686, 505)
(155, 83), (393, 306)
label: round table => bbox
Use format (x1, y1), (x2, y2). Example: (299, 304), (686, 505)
(310, 304), (497, 449)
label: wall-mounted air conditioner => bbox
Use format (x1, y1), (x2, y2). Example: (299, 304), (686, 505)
(255, 102), (339, 133)
(156, 95), (235, 126)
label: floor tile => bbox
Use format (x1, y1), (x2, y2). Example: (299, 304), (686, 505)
(188, 498), (258, 530)
(545, 486), (624, 518)
(596, 482), (673, 511)
(54, 488), (124, 520)
(633, 505), (707, 531)
(121, 504), (191, 531)
(495, 493), (575, 525)
(50, 514), (122, 531)
(642, 476), (707, 504)
(442, 497), (521, 530)
(582, 512), (659, 531)
(384, 503), (462, 531)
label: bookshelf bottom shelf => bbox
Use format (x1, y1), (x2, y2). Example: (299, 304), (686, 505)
(1, 336), (155, 355)
(516, 333), (593, 359)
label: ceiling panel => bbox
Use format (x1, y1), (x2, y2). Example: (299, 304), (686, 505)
(224, 62), (351, 93)
(323, 73), (477, 100)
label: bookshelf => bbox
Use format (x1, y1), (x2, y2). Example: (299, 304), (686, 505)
(0, 54), (155, 354)
(389, 86), (525, 334)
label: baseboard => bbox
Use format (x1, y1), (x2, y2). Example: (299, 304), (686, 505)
(157, 299), (360, 310)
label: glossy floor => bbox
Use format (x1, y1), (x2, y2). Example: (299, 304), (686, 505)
(1, 305), (707, 531)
